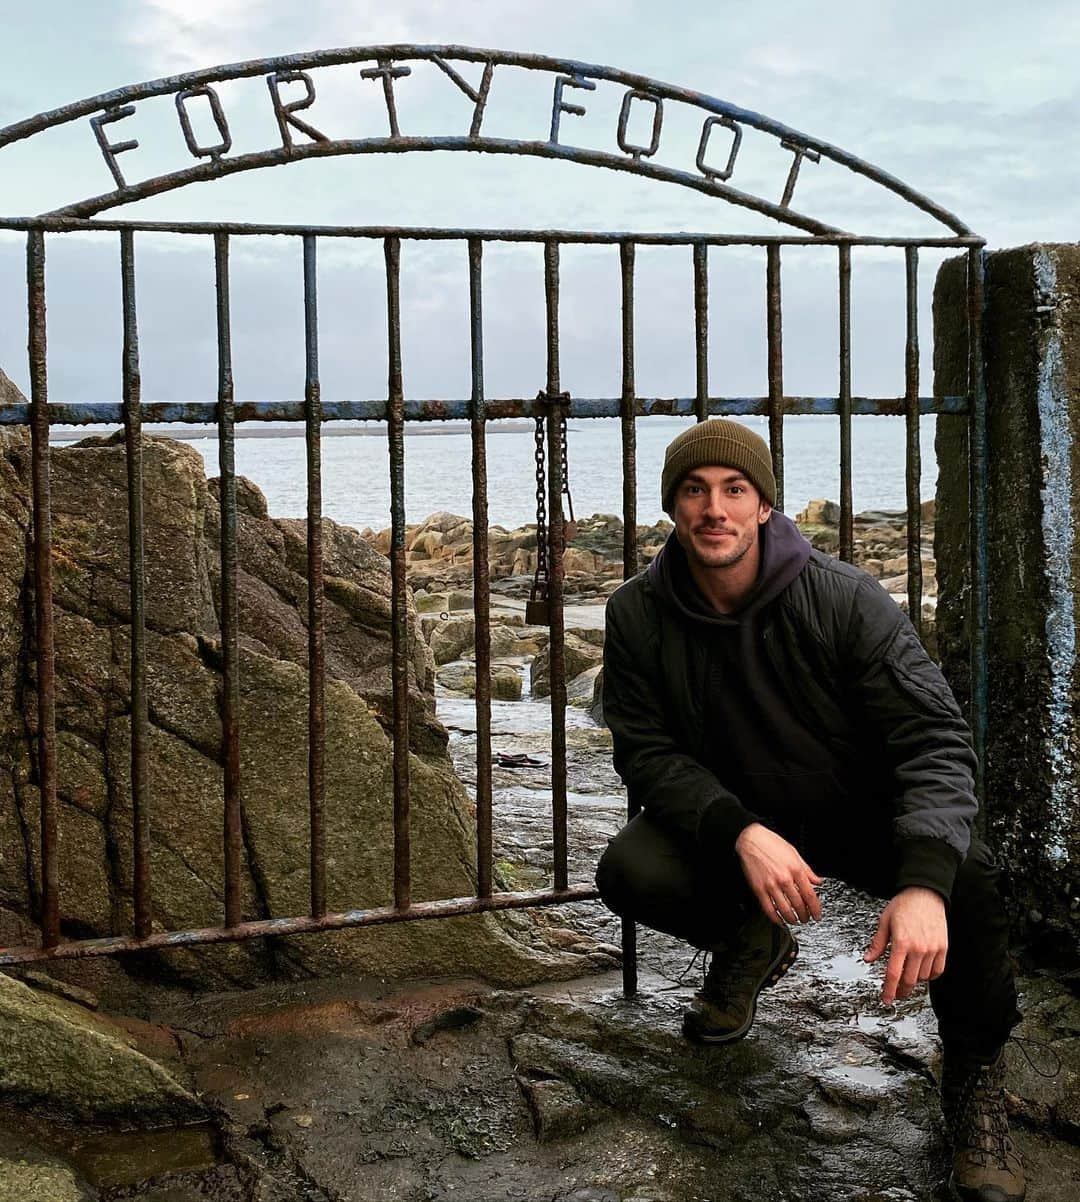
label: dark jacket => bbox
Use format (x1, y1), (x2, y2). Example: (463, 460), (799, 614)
(602, 512), (978, 901)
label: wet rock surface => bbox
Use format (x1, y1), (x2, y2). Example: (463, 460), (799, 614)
(7, 650), (1078, 1201)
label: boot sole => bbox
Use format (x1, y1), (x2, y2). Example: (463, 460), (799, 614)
(682, 933), (799, 1045)
(948, 1170), (1025, 1202)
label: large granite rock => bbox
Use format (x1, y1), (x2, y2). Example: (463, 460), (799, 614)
(0, 970), (201, 1125)
(0, 424), (597, 988)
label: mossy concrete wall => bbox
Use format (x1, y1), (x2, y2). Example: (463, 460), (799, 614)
(935, 245), (1080, 964)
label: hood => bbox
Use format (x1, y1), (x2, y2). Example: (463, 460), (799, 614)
(647, 510), (811, 626)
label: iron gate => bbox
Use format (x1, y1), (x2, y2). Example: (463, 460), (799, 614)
(0, 48), (987, 989)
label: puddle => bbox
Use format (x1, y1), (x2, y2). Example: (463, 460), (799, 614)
(829, 1061), (894, 1089)
(823, 951), (875, 983)
(0, 1110), (225, 1190)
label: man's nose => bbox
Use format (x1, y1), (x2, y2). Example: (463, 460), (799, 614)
(703, 489), (728, 517)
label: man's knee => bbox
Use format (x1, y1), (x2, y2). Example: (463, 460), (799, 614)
(595, 825), (691, 918)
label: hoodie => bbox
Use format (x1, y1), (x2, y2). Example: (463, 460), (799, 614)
(647, 511), (847, 835)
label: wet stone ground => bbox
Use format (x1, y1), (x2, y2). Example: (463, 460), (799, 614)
(8, 610), (1080, 1201)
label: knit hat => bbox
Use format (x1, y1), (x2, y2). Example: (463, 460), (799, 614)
(661, 419), (777, 513)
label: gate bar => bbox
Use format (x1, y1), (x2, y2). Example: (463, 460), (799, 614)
(215, 233), (243, 928)
(543, 239), (569, 894)
(693, 244), (708, 424)
(386, 235), (411, 909)
(619, 239), (639, 997)
(2, 395), (970, 427)
(967, 248), (988, 813)
(905, 247), (923, 640)
(303, 235), (327, 917)
(0, 884), (600, 966)
(765, 245), (785, 511)
(837, 245), (853, 562)
(28, 230), (59, 948)
(469, 237), (493, 900)
(0, 218), (985, 250)
(120, 230), (151, 938)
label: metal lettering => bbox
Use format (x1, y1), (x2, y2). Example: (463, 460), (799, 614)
(779, 139), (821, 207)
(266, 71), (329, 149)
(360, 58), (412, 138)
(616, 90), (662, 160)
(431, 56), (495, 138)
(549, 75), (595, 143)
(91, 106), (138, 189)
(175, 86), (232, 161)
(696, 115), (741, 182)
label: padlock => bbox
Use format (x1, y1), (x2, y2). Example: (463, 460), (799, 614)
(525, 599), (550, 625)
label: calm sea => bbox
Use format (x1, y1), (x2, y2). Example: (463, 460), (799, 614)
(59, 415), (940, 532)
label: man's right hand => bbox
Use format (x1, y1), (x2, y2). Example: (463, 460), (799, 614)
(734, 823), (823, 925)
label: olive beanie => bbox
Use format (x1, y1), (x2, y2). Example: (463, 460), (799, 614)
(661, 419), (777, 513)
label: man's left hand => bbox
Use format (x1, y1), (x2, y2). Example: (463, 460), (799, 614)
(863, 886), (947, 1005)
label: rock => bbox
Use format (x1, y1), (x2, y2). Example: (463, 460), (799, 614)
(489, 624), (526, 658)
(448, 590), (474, 611)
(530, 634), (605, 699)
(883, 554), (908, 575)
(0, 430), (595, 989)
(864, 558), (884, 578)
(567, 665), (603, 710)
(437, 661), (477, 694)
(797, 499), (841, 525)
(518, 1074), (596, 1142)
(0, 971), (202, 1124)
(414, 590), (449, 614)
(0, 1131), (92, 1202)
(491, 665), (523, 702)
(430, 615), (476, 665)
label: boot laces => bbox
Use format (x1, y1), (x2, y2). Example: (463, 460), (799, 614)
(952, 1059), (1013, 1168)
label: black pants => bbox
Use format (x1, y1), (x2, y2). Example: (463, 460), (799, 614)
(595, 812), (1021, 1060)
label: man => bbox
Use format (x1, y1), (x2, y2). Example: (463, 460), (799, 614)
(596, 419), (1024, 1202)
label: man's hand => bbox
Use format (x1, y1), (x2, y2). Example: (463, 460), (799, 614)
(734, 823), (823, 926)
(863, 886), (948, 1005)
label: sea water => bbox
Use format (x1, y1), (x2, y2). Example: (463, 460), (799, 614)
(57, 414), (940, 532)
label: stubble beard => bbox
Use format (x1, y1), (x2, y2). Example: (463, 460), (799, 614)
(685, 524), (757, 571)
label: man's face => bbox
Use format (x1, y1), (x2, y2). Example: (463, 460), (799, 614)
(671, 465), (772, 570)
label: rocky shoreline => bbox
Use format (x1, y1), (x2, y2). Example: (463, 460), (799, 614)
(380, 498), (940, 709)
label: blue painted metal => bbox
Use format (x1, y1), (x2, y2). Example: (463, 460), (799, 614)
(0, 396), (972, 427)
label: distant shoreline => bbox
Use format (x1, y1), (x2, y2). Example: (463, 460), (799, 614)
(50, 420), (541, 443)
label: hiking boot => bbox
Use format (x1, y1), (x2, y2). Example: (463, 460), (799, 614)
(681, 909), (798, 1044)
(941, 1047), (1025, 1202)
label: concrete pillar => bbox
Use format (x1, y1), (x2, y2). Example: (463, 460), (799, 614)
(935, 246), (1080, 963)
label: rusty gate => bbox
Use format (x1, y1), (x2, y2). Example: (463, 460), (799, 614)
(0, 48), (987, 990)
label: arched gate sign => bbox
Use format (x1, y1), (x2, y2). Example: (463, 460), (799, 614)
(0, 47), (988, 988)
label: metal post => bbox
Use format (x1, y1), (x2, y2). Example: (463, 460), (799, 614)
(766, 245), (785, 511)
(544, 239), (569, 894)
(304, 234), (326, 917)
(838, 244), (853, 562)
(27, 229), (59, 949)
(215, 232), (243, 928)
(905, 247), (923, 640)
(386, 235), (411, 910)
(121, 230), (151, 938)
(469, 237), (493, 900)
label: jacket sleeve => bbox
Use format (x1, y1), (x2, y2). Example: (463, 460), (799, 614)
(842, 575), (978, 901)
(603, 589), (759, 850)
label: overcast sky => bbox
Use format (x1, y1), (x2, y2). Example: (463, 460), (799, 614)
(0, 1), (1075, 408)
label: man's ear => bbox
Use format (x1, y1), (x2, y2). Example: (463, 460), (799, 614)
(758, 502), (772, 524)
